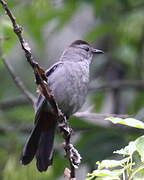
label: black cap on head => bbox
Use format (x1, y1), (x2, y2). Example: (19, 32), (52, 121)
(70, 40), (104, 54)
(70, 40), (90, 47)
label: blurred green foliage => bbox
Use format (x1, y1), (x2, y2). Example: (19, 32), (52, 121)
(0, 0), (144, 179)
(87, 118), (144, 180)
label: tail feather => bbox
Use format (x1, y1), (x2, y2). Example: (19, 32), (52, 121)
(21, 124), (41, 165)
(36, 126), (56, 172)
(21, 107), (56, 171)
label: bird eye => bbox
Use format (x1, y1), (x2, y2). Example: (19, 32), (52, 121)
(83, 46), (89, 52)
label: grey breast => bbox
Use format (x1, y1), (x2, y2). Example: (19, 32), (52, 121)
(48, 60), (89, 117)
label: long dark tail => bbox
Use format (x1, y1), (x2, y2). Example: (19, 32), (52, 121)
(21, 122), (56, 172)
(21, 123), (41, 165)
(36, 127), (55, 172)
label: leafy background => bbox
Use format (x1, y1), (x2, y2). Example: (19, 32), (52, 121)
(0, 0), (144, 179)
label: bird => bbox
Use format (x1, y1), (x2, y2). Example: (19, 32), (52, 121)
(21, 40), (104, 172)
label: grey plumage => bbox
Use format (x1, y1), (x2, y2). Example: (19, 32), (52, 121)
(21, 40), (103, 172)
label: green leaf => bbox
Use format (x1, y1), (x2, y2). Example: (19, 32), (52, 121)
(135, 136), (144, 162)
(96, 158), (129, 169)
(105, 117), (144, 129)
(88, 169), (123, 178)
(114, 141), (136, 156)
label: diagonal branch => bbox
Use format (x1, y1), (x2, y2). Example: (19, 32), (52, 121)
(0, 0), (79, 178)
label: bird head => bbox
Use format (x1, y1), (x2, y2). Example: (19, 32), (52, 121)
(60, 40), (104, 63)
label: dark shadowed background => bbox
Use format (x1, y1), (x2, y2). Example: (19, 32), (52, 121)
(0, 0), (144, 179)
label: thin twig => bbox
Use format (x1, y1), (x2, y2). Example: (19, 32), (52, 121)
(0, 0), (79, 178)
(0, 96), (132, 130)
(0, 115), (143, 136)
(89, 80), (144, 92)
(0, 96), (132, 127)
(0, 96), (30, 110)
(0, 96), (129, 124)
(74, 111), (129, 127)
(0, 43), (36, 105)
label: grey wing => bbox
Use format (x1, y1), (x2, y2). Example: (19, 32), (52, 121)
(34, 61), (63, 122)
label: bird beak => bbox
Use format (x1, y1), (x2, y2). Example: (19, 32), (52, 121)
(92, 48), (104, 54)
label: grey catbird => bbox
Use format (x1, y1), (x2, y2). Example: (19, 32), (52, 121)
(21, 40), (103, 172)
